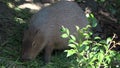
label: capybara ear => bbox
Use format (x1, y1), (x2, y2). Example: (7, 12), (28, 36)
(21, 0), (89, 63)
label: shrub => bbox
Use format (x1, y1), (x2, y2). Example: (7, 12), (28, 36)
(61, 14), (120, 68)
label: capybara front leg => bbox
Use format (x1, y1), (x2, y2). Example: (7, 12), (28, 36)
(44, 44), (54, 63)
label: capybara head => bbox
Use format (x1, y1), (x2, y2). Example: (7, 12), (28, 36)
(21, 29), (43, 61)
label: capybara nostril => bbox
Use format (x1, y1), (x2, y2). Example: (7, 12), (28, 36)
(21, 58), (30, 62)
(21, 55), (33, 62)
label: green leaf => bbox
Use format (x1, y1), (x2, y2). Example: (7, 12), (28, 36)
(94, 36), (101, 40)
(61, 33), (69, 38)
(83, 33), (89, 36)
(88, 31), (93, 36)
(98, 52), (104, 63)
(105, 56), (111, 63)
(65, 49), (76, 57)
(92, 47), (98, 51)
(88, 55), (97, 64)
(76, 26), (80, 31)
(66, 29), (70, 35)
(104, 45), (109, 51)
(88, 64), (95, 68)
(78, 45), (86, 52)
(86, 25), (91, 28)
(61, 26), (66, 32)
(85, 46), (89, 51)
(82, 40), (92, 45)
(92, 18), (97, 27)
(109, 51), (116, 56)
(61, 26), (70, 35)
(70, 35), (76, 41)
(68, 44), (76, 48)
(87, 14), (98, 27)
(96, 43), (102, 46)
(99, 40), (106, 44)
(69, 39), (75, 43)
(106, 37), (112, 44)
(90, 14), (94, 18)
(89, 52), (95, 58)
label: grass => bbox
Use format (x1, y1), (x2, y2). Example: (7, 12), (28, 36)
(0, 2), (72, 68)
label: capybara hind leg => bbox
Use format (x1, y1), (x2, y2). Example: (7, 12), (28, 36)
(44, 44), (54, 63)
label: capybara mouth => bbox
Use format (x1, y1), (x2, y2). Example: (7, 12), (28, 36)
(21, 55), (34, 62)
(21, 57), (33, 62)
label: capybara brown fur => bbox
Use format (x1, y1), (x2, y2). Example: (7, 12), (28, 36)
(21, 0), (89, 63)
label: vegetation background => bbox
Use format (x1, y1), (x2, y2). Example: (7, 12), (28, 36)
(0, 0), (120, 68)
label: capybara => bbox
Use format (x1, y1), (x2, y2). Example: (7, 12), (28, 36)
(21, 0), (89, 63)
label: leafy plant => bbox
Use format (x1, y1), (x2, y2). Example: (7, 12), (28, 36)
(61, 14), (120, 68)
(61, 25), (120, 68)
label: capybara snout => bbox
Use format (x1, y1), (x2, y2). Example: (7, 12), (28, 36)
(21, 0), (89, 63)
(22, 29), (45, 61)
